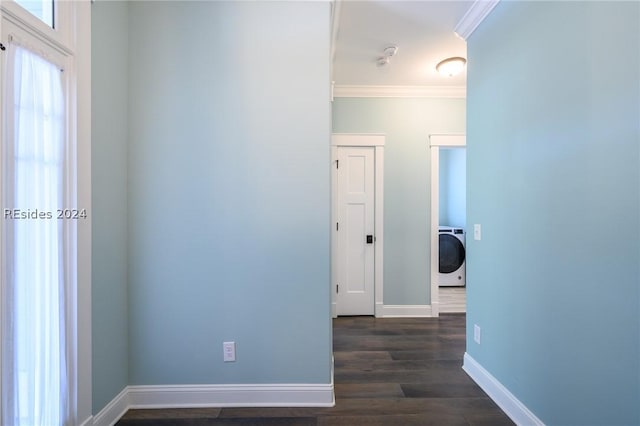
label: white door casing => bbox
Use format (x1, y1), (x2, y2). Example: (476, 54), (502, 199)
(331, 134), (384, 318)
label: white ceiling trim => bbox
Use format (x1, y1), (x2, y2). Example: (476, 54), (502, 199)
(333, 85), (466, 99)
(454, 0), (501, 40)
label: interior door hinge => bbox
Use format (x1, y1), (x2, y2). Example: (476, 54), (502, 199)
(336, 222), (339, 231)
(336, 284), (339, 293)
(336, 159), (339, 169)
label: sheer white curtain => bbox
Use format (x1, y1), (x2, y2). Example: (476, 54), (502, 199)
(2, 40), (73, 426)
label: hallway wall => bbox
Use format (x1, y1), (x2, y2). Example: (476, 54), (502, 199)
(466, 2), (640, 424)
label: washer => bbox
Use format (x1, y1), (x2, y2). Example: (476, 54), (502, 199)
(438, 226), (466, 287)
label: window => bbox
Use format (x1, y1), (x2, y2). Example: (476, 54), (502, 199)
(2, 40), (71, 426)
(14, 0), (54, 28)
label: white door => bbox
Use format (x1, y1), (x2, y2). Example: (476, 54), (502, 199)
(336, 146), (375, 315)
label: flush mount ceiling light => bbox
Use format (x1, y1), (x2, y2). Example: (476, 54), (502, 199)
(436, 57), (467, 77)
(377, 45), (398, 67)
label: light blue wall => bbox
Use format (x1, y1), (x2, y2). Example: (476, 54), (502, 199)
(332, 98), (465, 305)
(439, 148), (466, 229)
(91, 0), (129, 413)
(466, 2), (639, 424)
(127, 1), (332, 385)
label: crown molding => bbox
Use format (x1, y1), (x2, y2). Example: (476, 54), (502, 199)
(454, 0), (501, 40)
(333, 85), (466, 99)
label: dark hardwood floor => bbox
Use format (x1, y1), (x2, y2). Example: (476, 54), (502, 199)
(117, 314), (513, 425)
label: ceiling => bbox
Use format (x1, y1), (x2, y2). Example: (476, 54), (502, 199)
(332, 0), (473, 88)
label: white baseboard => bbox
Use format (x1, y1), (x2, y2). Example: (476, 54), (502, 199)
(128, 383), (335, 408)
(333, 303), (434, 318)
(92, 386), (130, 426)
(463, 353), (545, 426)
(91, 382), (334, 425)
(380, 304), (433, 318)
(79, 415), (95, 426)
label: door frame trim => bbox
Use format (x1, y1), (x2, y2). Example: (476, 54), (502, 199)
(331, 134), (385, 318)
(429, 134), (466, 317)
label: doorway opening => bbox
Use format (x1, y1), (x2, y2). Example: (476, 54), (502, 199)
(429, 135), (466, 316)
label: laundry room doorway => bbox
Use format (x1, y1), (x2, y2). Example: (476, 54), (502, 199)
(429, 135), (466, 315)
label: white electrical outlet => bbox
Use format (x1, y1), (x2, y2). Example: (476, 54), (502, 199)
(474, 325), (481, 344)
(223, 341), (236, 362)
(473, 224), (482, 241)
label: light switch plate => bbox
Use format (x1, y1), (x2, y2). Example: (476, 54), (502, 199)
(473, 224), (482, 241)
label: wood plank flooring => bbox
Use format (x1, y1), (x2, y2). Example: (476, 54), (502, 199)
(439, 287), (466, 313)
(117, 315), (513, 425)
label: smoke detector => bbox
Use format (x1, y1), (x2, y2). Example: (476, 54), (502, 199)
(377, 45), (398, 67)
(383, 46), (398, 57)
